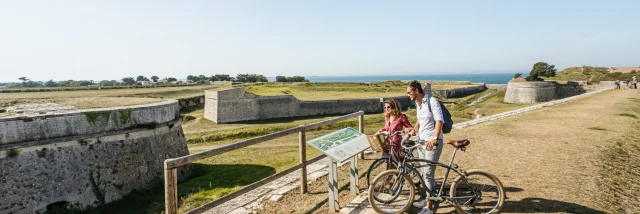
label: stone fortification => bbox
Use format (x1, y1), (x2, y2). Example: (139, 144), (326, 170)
(178, 95), (205, 111)
(486, 84), (507, 90)
(205, 88), (414, 123)
(505, 81), (612, 103)
(432, 84), (487, 98)
(599, 81), (617, 88)
(0, 101), (190, 214)
(504, 81), (558, 103)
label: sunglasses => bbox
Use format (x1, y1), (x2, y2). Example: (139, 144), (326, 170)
(384, 106), (392, 110)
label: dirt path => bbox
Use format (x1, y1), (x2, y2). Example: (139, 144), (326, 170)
(260, 89), (640, 213)
(430, 89), (639, 213)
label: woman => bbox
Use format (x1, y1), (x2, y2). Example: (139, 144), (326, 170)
(376, 99), (413, 160)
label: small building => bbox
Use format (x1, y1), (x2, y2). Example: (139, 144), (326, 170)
(609, 67), (640, 73)
(137, 81), (152, 86)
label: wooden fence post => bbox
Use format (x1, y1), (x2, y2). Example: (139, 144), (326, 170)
(328, 159), (339, 212)
(350, 156), (359, 195)
(165, 165), (178, 214)
(299, 125), (308, 194)
(359, 114), (365, 159)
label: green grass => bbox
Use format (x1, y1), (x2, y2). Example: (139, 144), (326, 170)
(243, 82), (480, 100)
(185, 114), (387, 145)
(0, 86), (226, 109)
(546, 66), (638, 83)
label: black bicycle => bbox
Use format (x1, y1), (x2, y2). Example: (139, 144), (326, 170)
(365, 131), (420, 189)
(368, 133), (505, 214)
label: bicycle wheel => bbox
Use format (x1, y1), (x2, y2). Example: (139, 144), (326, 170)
(449, 169), (505, 214)
(368, 170), (415, 214)
(366, 157), (398, 188)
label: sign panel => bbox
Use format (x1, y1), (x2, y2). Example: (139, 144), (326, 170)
(307, 127), (370, 163)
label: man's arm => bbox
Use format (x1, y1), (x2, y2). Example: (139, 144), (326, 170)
(408, 121), (419, 136)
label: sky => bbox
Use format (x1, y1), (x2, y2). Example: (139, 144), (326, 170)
(1, 0), (639, 82)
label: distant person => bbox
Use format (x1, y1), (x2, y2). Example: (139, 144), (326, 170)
(405, 80), (444, 214)
(616, 78), (621, 89)
(633, 76), (637, 89)
(375, 99), (413, 160)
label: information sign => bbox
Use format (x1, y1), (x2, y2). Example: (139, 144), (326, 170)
(307, 127), (370, 163)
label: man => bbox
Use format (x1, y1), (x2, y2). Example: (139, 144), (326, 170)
(633, 76), (637, 89)
(406, 80), (444, 214)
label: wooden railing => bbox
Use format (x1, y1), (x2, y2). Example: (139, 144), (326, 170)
(164, 111), (366, 214)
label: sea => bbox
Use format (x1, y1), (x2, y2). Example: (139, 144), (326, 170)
(268, 73), (517, 84)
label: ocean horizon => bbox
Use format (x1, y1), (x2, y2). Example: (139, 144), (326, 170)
(268, 73), (519, 84)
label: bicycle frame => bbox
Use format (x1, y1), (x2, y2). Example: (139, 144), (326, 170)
(398, 146), (479, 202)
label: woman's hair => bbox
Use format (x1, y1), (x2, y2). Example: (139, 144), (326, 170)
(383, 99), (402, 119)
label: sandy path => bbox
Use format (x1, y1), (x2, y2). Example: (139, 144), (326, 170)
(428, 89), (636, 213)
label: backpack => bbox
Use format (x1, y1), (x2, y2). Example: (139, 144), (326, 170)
(426, 96), (454, 134)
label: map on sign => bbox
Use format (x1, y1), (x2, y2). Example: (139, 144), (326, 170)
(307, 127), (371, 162)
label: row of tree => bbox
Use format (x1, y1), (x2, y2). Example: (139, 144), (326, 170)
(3, 73), (310, 88)
(3, 76), (180, 88)
(186, 73), (269, 83)
(275, 76), (308, 82)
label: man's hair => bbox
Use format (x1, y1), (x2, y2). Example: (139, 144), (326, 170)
(407, 80), (423, 94)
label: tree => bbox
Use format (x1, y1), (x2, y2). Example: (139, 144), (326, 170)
(186, 75), (197, 82)
(99, 80), (113, 86)
(122, 77), (136, 85)
(77, 80), (93, 86)
(526, 62), (557, 81)
(257, 75), (268, 82)
(209, 74), (231, 82)
(235, 74), (249, 82)
(276, 76), (287, 82)
(513, 73), (522, 79)
(151, 76), (159, 82)
(166, 77), (177, 82)
(136, 75), (149, 81)
(44, 79), (58, 87)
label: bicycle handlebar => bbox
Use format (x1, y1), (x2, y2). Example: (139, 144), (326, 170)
(380, 130), (430, 150)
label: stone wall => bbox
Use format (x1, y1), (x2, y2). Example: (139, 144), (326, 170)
(599, 81), (617, 88)
(432, 85), (487, 98)
(504, 81), (556, 103)
(0, 101), (190, 214)
(486, 84), (507, 90)
(177, 95), (205, 111)
(505, 81), (611, 103)
(205, 88), (413, 123)
(555, 81), (596, 99)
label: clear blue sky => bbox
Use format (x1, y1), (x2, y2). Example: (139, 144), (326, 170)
(1, 0), (639, 82)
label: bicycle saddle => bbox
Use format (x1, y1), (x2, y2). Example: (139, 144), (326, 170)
(447, 139), (470, 148)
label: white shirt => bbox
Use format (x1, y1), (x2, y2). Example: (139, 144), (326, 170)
(416, 96), (444, 140)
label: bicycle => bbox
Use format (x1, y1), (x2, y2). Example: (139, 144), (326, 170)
(365, 131), (420, 189)
(368, 133), (505, 214)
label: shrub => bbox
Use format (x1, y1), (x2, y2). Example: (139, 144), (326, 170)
(513, 73), (522, 78)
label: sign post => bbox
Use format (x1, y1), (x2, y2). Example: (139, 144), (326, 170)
(307, 127), (370, 212)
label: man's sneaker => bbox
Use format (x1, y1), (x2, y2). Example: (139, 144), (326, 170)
(413, 199), (426, 208)
(417, 207), (433, 214)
